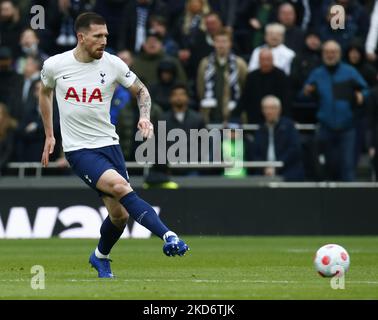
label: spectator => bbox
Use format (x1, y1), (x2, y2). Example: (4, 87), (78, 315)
(233, 48), (291, 124)
(175, 0), (210, 49)
(0, 46), (23, 121)
(150, 60), (179, 111)
(197, 29), (248, 124)
(0, 0), (26, 56)
(15, 28), (49, 74)
(346, 41), (377, 87)
(37, 1), (93, 54)
(48, 0), (94, 49)
(0, 102), (17, 174)
(162, 83), (205, 136)
(178, 11), (224, 82)
(16, 80), (45, 162)
(208, 0), (237, 32)
(54, 1), (77, 47)
(160, 83), (206, 175)
(291, 30), (322, 98)
(132, 30), (187, 88)
(303, 40), (369, 181)
(109, 50), (134, 126)
(365, 0), (378, 63)
(149, 15), (179, 57)
(251, 95), (305, 181)
(248, 23), (296, 75)
(281, 0), (312, 31)
(346, 19), (378, 168)
(117, 48), (134, 66)
(233, 0), (278, 57)
(20, 56), (42, 112)
(277, 2), (306, 54)
(117, 0), (167, 53)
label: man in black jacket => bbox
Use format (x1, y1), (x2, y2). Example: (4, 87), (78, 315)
(233, 48), (291, 124)
(160, 83), (206, 175)
(251, 95), (304, 181)
(161, 83), (205, 145)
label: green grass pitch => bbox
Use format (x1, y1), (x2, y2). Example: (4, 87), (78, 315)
(0, 236), (377, 299)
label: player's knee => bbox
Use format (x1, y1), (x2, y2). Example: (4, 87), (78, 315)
(112, 181), (132, 199)
(110, 206), (129, 222)
(111, 215), (128, 229)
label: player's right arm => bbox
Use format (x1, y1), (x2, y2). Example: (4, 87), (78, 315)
(39, 82), (55, 167)
(113, 54), (153, 139)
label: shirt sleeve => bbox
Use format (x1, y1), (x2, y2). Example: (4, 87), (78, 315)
(113, 55), (137, 88)
(40, 58), (56, 88)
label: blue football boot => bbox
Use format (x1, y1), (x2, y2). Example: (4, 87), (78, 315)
(89, 252), (114, 278)
(163, 235), (189, 257)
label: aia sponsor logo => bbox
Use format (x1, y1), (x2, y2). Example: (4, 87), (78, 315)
(64, 87), (103, 103)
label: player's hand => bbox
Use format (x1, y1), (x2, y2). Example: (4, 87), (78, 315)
(137, 118), (154, 139)
(41, 136), (56, 168)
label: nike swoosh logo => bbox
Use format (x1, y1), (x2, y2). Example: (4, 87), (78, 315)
(62, 75), (71, 79)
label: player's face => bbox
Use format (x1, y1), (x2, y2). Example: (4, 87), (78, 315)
(81, 24), (108, 59)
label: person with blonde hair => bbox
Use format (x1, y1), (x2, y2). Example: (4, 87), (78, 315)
(182, 0), (210, 36)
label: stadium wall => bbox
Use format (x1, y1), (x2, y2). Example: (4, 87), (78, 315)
(0, 187), (377, 238)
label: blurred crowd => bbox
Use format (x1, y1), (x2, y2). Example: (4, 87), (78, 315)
(1, 0), (378, 182)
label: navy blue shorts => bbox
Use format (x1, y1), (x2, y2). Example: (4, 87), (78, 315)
(65, 145), (129, 197)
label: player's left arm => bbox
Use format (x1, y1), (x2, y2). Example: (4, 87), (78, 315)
(128, 76), (154, 139)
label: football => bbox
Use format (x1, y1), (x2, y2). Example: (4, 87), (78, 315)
(314, 244), (350, 277)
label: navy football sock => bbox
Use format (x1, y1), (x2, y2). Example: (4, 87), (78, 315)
(120, 191), (169, 239)
(97, 216), (125, 256)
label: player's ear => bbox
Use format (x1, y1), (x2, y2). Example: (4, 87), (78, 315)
(77, 32), (84, 44)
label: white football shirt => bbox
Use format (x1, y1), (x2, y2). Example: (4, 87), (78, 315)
(41, 49), (136, 152)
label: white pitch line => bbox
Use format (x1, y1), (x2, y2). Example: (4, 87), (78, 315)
(1, 279), (378, 285)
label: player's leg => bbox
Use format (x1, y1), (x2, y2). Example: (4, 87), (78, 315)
(96, 196), (129, 258)
(89, 196), (129, 278)
(96, 169), (189, 256)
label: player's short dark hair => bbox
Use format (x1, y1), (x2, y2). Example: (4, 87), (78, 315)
(170, 83), (189, 96)
(74, 12), (106, 32)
